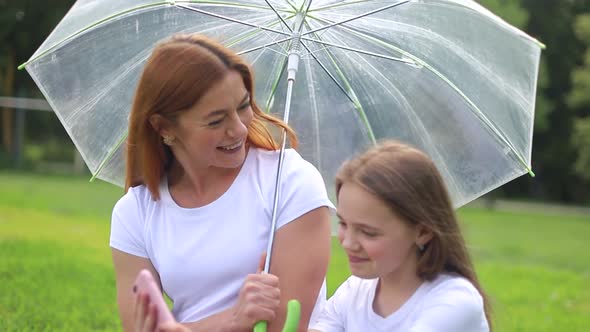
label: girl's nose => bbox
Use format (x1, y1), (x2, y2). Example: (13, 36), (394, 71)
(339, 230), (359, 251)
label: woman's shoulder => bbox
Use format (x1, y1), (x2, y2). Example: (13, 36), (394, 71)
(250, 147), (322, 180)
(112, 184), (155, 214)
(251, 147), (307, 165)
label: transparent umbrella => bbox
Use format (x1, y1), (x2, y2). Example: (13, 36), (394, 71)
(20, 0), (544, 324)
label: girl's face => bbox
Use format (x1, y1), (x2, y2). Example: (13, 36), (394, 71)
(337, 182), (425, 280)
(162, 70), (254, 171)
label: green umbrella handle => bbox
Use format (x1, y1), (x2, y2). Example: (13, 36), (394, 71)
(253, 321), (267, 332)
(253, 299), (301, 332)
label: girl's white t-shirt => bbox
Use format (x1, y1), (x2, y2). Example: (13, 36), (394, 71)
(310, 274), (489, 332)
(110, 148), (334, 323)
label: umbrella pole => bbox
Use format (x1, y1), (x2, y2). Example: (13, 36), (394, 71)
(262, 32), (302, 274)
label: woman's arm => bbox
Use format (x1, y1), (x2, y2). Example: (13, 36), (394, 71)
(112, 249), (241, 332)
(267, 206), (332, 332)
(113, 249), (280, 332)
(112, 248), (164, 332)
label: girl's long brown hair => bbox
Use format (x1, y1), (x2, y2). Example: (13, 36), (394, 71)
(335, 140), (492, 329)
(125, 34), (297, 199)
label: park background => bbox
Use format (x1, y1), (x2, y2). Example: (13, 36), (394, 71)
(1, 0), (589, 331)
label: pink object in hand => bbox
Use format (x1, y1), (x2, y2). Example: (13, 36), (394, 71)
(133, 269), (175, 326)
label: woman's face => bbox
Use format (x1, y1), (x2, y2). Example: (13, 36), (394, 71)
(337, 182), (421, 280)
(165, 70), (254, 171)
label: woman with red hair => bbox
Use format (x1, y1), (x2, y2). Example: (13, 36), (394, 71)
(110, 33), (333, 332)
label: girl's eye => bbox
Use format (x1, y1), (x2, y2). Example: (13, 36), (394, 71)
(361, 230), (378, 237)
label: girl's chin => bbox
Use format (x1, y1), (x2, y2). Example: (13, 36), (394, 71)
(349, 267), (379, 280)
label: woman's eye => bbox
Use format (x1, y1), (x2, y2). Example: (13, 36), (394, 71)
(238, 103), (250, 111)
(208, 118), (223, 126)
(338, 220), (347, 228)
(361, 230), (377, 237)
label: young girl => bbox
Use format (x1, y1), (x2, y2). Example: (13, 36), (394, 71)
(309, 140), (491, 332)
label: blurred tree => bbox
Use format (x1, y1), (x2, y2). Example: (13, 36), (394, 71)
(477, 0), (529, 27)
(568, 14), (590, 182)
(520, 0), (590, 203)
(476, 0), (555, 201)
(477, 0), (554, 134)
(467, 0), (590, 203)
(0, 0), (75, 159)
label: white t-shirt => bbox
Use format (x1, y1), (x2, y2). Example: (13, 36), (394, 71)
(310, 274), (489, 332)
(110, 147), (334, 323)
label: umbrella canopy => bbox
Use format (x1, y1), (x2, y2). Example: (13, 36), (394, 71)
(20, 0), (544, 208)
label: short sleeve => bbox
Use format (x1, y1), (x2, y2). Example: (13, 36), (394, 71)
(276, 150), (335, 229)
(109, 187), (148, 258)
(409, 280), (488, 332)
(309, 277), (355, 332)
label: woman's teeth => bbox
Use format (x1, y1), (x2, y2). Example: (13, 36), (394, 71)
(221, 141), (242, 150)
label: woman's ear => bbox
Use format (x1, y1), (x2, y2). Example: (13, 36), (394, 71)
(149, 114), (174, 137)
(149, 114), (163, 134)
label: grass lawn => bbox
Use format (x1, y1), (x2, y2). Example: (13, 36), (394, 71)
(1, 171), (589, 331)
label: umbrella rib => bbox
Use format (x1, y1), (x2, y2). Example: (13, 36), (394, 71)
(301, 22), (377, 143)
(283, 0), (298, 12)
(302, 0), (411, 37)
(179, 0), (282, 11)
(263, 58), (289, 114)
(308, 15), (534, 176)
(299, 36), (416, 65)
(176, 4), (290, 36)
(90, 131), (128, 183)
(297, 44), (356, 108)
(263, 0), (293, 32)
(298, 41), (355, 107)
(309, 0), (375, 12)
(302, 52), (323, 172)
(237, 37), (293, 56)
(225, 13), (296, 55)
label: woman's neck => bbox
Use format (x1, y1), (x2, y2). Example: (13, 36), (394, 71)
(373, 265), (423, 318)
(166, 160), (242, 208)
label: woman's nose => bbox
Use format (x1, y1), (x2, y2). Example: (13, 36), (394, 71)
(226, 112), (248, 138)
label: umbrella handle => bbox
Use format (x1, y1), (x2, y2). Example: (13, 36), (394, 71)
(253, 299), (300, 332)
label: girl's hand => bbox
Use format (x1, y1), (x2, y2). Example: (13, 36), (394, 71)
(134, 292), (189, 332)
(134, 291), (158, 332)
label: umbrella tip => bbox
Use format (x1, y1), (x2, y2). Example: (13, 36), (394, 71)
(528, 169), (536, 178)
(17, 63), (26, 70)
(539, 41), (547, 50)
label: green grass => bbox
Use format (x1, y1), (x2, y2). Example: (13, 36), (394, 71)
(1, 171), (589, 331)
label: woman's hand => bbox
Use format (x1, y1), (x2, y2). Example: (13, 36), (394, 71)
(230, 254), (281, 331)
